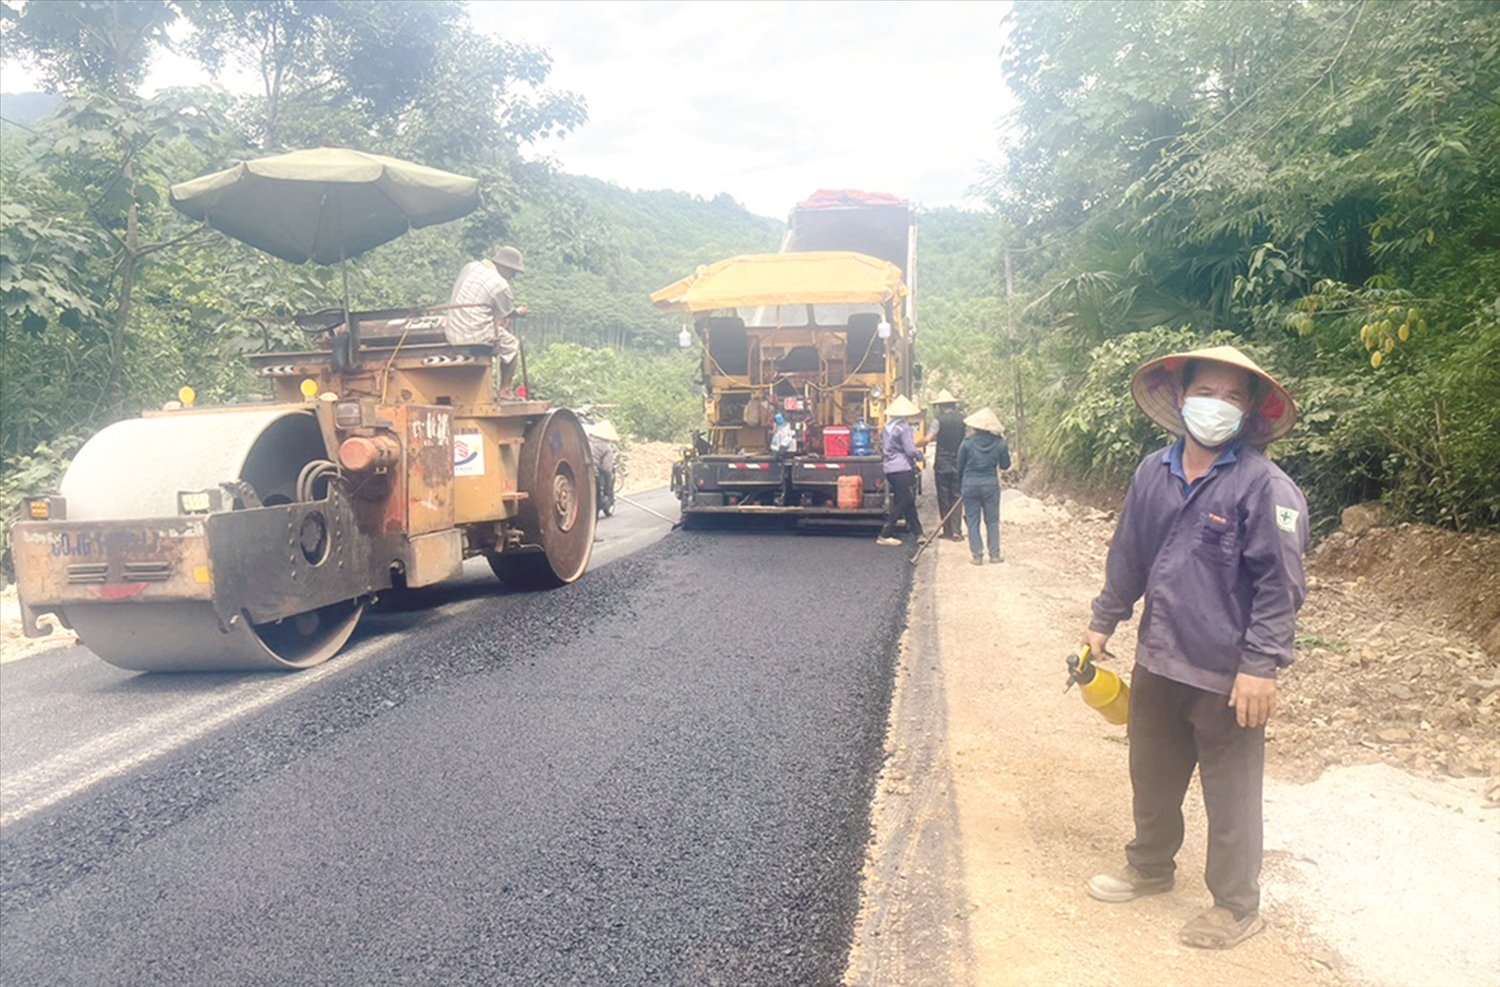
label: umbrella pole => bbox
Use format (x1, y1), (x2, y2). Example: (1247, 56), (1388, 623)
(339, 259), (363, 365)
(335, 194), (359, 357)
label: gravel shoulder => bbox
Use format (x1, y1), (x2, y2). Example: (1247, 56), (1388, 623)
(846, 489), (1499, 987)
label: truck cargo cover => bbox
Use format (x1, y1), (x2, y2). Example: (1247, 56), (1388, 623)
(651, 251), (906, 313)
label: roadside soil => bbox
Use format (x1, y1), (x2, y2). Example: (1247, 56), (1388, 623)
(1, 589), (72, 664)
(843, 489), (1500, 987)
(616, 440), (680, 497)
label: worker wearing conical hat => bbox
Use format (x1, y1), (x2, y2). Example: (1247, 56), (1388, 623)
(1082, 345), (1308, 950)
(957, 407), (1011, 564)
(876, 396), (924, 546)
(446, 245), (529, 399)
(928, 390), (966, 542)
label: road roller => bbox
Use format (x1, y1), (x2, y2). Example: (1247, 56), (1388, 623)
(10, 310), (595, 671)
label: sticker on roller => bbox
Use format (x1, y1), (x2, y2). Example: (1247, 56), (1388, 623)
(454, 430), (485, 477)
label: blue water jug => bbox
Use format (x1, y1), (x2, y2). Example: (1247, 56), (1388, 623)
(851, 418), (873, 456)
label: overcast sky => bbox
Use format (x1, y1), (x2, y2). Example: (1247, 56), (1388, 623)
(0, 1), (1014, 219)
(488, 1), (1013, 217)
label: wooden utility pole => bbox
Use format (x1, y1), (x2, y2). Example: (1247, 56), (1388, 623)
(1005, 249), (1026, 460)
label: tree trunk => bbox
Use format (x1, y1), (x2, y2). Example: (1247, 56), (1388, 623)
(106, 195), (139, 417)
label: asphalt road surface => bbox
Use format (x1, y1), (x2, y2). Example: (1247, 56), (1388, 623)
(1, 497), (911, 986)
(0, 488), (681, 813)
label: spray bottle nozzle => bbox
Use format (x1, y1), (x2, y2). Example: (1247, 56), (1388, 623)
(1064, 646), (1096, 692)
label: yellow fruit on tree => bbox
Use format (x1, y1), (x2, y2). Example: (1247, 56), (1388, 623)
(1399, 323), (1410, 341)
(1384, 337), (1395, 354)
(1371, 350), (1383, 368)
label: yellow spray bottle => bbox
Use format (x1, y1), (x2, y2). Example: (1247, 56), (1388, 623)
(1065, 645), (1130, 725)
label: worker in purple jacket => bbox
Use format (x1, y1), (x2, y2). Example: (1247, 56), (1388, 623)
(876, 395), (924, 546)
(1082, 345), (1308, 950)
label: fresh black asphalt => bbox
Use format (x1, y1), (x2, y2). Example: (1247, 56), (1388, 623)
(0, 530), (912, 986)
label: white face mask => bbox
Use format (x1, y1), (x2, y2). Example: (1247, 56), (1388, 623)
(1181, 396), (1244, 447)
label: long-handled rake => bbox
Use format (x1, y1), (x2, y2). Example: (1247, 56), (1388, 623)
(910, 499), (964, 565)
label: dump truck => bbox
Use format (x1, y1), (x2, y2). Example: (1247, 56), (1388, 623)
(655, 190), (917, 526)
(9, 150), (594, 671)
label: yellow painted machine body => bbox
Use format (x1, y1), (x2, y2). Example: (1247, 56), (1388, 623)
(11, 310), (595, 671)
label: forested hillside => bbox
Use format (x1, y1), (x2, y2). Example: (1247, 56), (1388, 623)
(953, 0), (1500, 534)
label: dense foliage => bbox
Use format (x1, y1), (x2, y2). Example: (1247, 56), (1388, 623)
(947, 0), (1500, 532)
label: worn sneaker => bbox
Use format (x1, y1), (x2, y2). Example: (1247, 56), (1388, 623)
(875, 536), (903, 547)
(990, 553), (1004, 563)
(1179, 906), (1265, 949)
(970, 556), (984, 566)
(1086, 865), (1174, 903)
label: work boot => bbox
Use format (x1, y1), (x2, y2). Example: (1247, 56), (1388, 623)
(1179, 906), (1265, 949)
(1086, 864), (1174, 903)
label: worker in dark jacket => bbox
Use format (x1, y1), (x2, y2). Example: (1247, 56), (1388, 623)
(1083, 345), (1308, 951)
(956, 407), (1011, 564)
(928, 390), (966, 541)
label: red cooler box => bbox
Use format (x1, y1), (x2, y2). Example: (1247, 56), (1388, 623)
(824, 426), (851, 457)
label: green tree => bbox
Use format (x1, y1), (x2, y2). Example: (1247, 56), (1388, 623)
(3, 0), (174, 96)
(985, 0), (1500, 528)
(3, 1), (244, 416)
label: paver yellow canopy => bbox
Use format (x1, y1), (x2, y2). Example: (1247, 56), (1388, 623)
(651, 251), (907, 311)
(11, 150), (594, 671)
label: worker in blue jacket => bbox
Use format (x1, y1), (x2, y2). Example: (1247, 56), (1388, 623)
(955, 406), (1011, 564)
(1082, 345), (1308, 951)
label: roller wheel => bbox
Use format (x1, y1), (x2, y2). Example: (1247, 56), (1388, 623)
(64, 598), (364, 673)
(488, 409), (595, 589)
(55, 408), (365, 672)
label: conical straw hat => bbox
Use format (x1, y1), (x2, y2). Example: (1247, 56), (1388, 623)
(963, 407), (1005, 434)
(591, 419), (621, 442)
(931, 389), (959, 405)
(885, 395), (920, 417)
(1131, 344), (1296, 443)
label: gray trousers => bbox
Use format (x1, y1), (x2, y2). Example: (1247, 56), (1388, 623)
(1125, 664), (1266, 919)
(962, 482), (1000, 559)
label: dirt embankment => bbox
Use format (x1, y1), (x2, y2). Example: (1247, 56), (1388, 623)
(1277, 515), (1500, 789)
